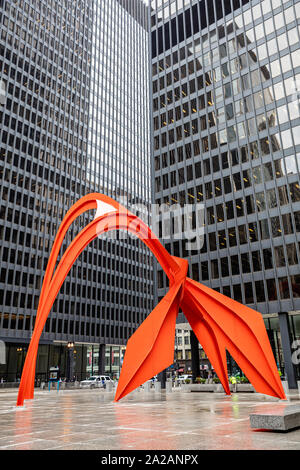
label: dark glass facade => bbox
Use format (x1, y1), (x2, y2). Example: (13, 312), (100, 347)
(150, 0), (300, 381)
(0, 0), (152, 382)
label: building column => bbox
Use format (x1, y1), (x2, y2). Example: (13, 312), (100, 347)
(6, 344), (10, 381)
(66, 343), (75, 381)
(190, 330), (200, 382)
(98, 344), (105, 375)
(158, 369), (166, 389)
(278, 312), (297, 389)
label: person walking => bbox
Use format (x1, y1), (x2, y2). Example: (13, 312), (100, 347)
(230, 376), (237, 392)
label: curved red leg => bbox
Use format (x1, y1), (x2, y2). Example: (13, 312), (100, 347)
(17, 202), (183, 406)
(115, 257), (188, 401)
(181, 295), (230, 395)
(114, 281), (181, 401)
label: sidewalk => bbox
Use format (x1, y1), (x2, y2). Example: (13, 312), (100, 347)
(0, 389), (300, 450)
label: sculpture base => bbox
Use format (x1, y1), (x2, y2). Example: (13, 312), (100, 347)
(250, 404), (300, 431)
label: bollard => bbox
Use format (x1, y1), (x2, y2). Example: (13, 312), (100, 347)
(143, 381), (151, 392)
(166, 381), (172, 393)
(106, 381), (113, 392)
(155, 381), (161, 392)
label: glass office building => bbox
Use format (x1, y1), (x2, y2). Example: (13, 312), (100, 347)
(0, 0), (152, 382)
(150, 0), (300, 385)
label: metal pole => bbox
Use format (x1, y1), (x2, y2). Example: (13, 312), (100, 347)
(190, 330), (200, 383)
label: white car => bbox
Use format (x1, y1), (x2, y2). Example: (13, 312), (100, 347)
(80, 375), (113, 389)
(177, 374), (192, 383)
(141, 376), (158, 388)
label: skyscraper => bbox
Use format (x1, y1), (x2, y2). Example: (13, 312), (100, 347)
(150, 0), (300, 386)
(0, 0), (152, 382)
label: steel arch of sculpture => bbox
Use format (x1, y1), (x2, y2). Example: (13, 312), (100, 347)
(16, 193), (286, 406)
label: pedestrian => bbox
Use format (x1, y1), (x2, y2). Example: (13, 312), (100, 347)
(230, 376), (237, 392)
(101, 377), (106, 389)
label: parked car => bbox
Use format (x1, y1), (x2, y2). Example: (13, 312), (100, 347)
(141, 376), (158, 388)
(177, 374), (193, 383)
(79, 375), (113, 389)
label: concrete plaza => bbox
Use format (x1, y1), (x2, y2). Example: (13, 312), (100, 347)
(0, 388), (300, 450)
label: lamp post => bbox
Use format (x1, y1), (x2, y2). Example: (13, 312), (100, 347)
(66, 342), (75, 382)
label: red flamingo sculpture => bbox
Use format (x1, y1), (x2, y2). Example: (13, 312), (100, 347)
(16, 193), (286, 406)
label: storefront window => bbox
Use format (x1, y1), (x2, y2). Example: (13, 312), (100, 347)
(86, 346), (93, 376)
(264, 317), (282, 374)
(104, 345), (126, 379)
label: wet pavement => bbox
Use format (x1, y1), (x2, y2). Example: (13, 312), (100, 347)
(0, 388), (300, 450)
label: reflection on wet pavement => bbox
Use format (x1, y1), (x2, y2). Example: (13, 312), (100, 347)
(0, 389), (299, 449)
